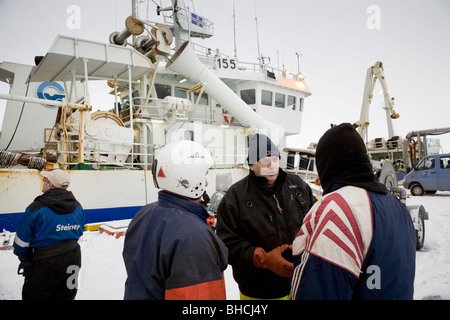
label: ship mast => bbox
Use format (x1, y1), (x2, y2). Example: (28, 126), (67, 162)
(254, 1), (261, 64)
(233, 1), (237, 58)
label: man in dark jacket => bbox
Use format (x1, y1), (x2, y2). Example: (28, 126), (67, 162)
(123, 140), (228, 299)
(291, 123), (416, 299)
(13, 169), (85, 300)
(216, 133), (316, 299)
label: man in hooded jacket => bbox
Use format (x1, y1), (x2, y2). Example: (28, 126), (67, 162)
(13, 169), (85, 300)
(290, 123), (416, 300)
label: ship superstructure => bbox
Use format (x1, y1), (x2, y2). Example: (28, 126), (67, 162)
(0, 0), (311, 232)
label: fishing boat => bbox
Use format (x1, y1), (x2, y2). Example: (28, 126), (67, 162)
(0, 0), (312, 233)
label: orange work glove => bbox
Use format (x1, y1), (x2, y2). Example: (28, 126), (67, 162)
(253, 244), (293, 277)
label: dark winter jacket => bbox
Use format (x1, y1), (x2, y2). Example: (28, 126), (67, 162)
(291, 184), (416, 299)
(13, 188), (85, 263)
(216, 169), (316, 299)
(123, 191), (228, 300)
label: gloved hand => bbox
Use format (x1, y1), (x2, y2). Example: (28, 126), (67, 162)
(17, 262), (31, 277)
(253, 244), (294, 277)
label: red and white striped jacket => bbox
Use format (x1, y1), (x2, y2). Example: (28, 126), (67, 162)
(291, 185), (416, 299)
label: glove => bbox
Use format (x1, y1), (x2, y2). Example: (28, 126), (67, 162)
(253, 244), (294, 277)
(17, 262), (31, 277)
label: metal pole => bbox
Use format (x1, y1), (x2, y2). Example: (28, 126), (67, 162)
(0, 93), (91, 110)
(128, 65), (134, 165)
(128, 65), (134, 129)
(114, 77), (119, 116)
(82, 58), (90, 106)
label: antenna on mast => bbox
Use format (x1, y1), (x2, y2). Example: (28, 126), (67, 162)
(233, 0), (237, 58)
(254, 0), (261, 62)
(295, 52), (302, 73)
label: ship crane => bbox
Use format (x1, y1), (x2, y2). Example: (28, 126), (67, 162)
(353, 61), (427, 250)
(354, 61), (399, 141)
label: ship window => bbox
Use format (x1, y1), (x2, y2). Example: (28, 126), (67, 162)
(155, 83), (171, 99)
(287, 95), (296, 110)
(299, 155), (315, 171)
(193, 91), (208, 105)
(275, 93), (285, 108)
(241, 89), (255, 105)
(175, 87), (189, 99)
(299, 98), (304, 112)
(261, 90), (272, 106)
(287, 152), (296, 169)
(184, 130), (194, 141)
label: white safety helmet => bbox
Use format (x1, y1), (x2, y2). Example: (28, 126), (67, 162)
(152, 140), (213, 199)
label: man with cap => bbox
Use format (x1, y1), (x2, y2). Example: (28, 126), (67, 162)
(13, 169), (85, 300)
(216, 133), (316, 300)
(290, 123), (416, 299)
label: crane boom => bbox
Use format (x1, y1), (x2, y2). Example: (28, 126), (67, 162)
(354, 61), (399, 141)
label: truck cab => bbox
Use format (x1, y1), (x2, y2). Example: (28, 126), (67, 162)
(403, 153), (450, 195)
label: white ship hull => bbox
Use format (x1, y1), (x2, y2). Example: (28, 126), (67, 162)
(0, 167), (248, 232)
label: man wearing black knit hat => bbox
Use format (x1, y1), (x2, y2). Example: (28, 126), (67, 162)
(291, 123), (416, 300)
(217, 133), (316, 300)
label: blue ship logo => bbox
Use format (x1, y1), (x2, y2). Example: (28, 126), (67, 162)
(36, 81), (65, 108)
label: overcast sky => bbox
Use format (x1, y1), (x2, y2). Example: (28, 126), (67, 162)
(1, 0), (449, 151)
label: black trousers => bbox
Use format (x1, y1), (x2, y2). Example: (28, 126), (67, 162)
(22, 245), (81, 300)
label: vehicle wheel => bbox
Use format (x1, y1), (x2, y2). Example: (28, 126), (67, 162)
(416, 215), (425, 250)
(411, 184), (424, 196)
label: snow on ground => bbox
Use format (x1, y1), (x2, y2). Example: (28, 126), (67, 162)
(1, 191), (449, 300)
(408, 192), (450, 300)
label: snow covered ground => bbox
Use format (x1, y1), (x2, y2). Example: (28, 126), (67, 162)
(408, 191), (450, 300)
(1, 191), (449, 300)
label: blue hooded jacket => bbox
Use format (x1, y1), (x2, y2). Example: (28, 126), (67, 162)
(13, 188), (85, 263)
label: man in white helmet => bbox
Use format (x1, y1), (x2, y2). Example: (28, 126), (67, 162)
(123, 140), (228, 300)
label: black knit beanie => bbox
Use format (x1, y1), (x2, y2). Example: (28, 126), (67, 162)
(247, 133), (280, 165)
(315, 123), (387, 195)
